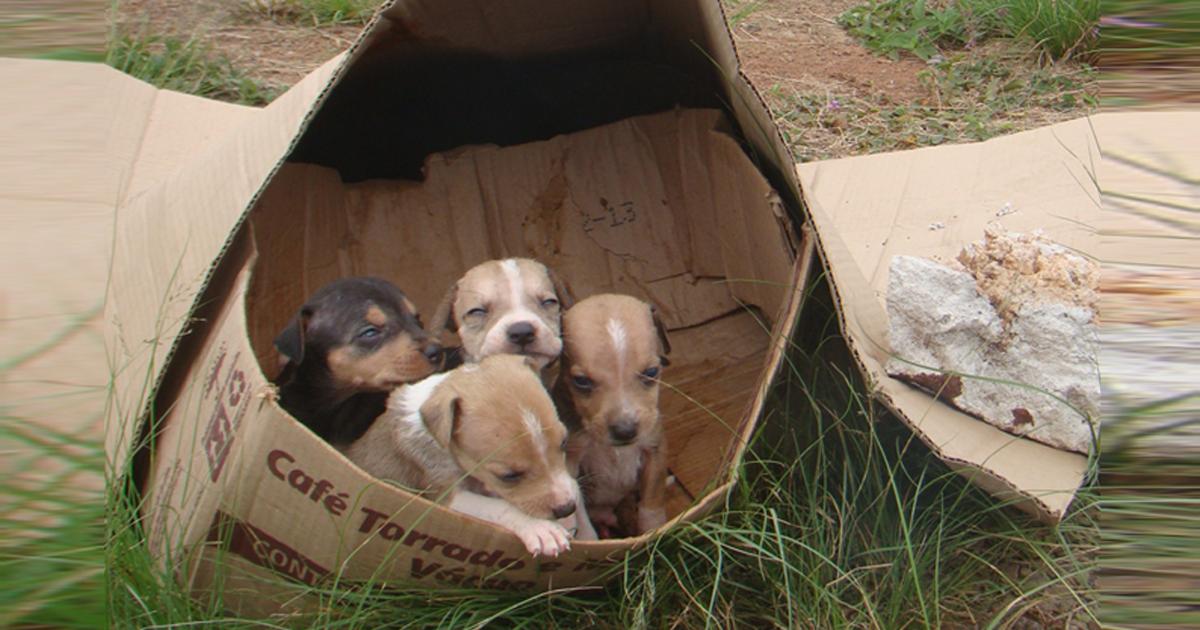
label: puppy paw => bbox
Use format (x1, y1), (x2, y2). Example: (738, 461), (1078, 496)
(517, 519), (571, 557)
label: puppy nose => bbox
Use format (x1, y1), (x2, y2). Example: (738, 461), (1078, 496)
(506, 322), (536, 347)
(421, 341), (443, 364)
(551, 501), (577, 519)
(609, 420), (638, 444)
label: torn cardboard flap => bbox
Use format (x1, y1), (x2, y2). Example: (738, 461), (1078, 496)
(103, 54), (344, 472)
(798, 117), (1100, 521)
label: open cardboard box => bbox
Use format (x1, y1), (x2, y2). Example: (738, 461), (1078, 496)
(99, 0), (813, 612)
(0, 0), (1119, 617)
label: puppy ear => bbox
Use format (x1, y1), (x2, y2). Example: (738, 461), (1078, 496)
(274, 307), (312, 367)
(650, 304), (672, 363)
(547, 267), (575, 310)
(428, 282), (459, 335)
(420, 387), (462, 449)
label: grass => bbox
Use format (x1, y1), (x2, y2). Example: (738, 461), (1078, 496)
(839, 0), (1100, 62)
(768, 53), (1095, 161)
(89, 275), (1100, 628)
(241, 0), (383, 26)
(106, 30), (278, 105)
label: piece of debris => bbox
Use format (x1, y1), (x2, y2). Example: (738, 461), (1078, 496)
(928, 221), (945, 231)
(885, 226), (1100, 453)
(996, 201), (1016, 217)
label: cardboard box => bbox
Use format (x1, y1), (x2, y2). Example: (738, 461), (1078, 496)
(99, 0), (813, 612)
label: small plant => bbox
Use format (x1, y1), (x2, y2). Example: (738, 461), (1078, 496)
(838, 0), (1004, 60)
(243, 0), (382, 27)
(840, 0), (1100, 62)
(106, 32), (277, 106)
(1004, 0), (1100, 61)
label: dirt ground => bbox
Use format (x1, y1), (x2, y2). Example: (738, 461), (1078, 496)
(112, 0), (931, 101)
(109, 0), (1091, 162)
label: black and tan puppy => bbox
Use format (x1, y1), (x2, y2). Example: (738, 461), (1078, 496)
(274, 277), (443, 445)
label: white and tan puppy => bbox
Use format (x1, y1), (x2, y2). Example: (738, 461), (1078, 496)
(557, 294), (672, 538)
(342, 354), (581, 556)
(430, 258), (572, 372)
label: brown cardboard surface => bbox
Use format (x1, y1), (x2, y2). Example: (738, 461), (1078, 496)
(0, 58), (256, 494)
(798, 118), (1100, 521)
(1090, 111), (1198, 268)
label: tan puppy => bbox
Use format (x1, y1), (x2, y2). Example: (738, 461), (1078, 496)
(342, 354), (581, 556)
(430, 258), (572, 373)
(557, 294), (672, 538)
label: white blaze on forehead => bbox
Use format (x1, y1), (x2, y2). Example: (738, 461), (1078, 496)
(521, 407), (546, 451)
(500, 259), (525, 306)
(606, 318), (627, 359)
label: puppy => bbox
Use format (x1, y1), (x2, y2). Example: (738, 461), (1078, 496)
(343, 354), (581, 556)
(557, 294), (672, 538)
(274, 277), (443, 446)
(429, 258), (572, 374)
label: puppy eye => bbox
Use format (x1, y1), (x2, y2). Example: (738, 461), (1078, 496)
(639, 366), (660, 383)
(465, 306), (488, 318)
(570, 375), (594, 392)
(540, 297), (559, 309)
(358, 326), (381, 339)
(497, 470), (525, 484)
(560, 437), (568, 451)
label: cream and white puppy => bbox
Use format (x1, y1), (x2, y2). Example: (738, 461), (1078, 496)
(430, 258), (571, 373)
(557, 294), (672, 538)
(342, 354), (582, 556)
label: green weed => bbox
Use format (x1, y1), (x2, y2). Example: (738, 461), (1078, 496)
(840, 0), (1099, 62)
(106, 31), (278, 106)
(1005, 0), (1100, 61)
(838, 0), (1006, 60)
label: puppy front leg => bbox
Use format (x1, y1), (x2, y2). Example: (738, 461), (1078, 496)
(449, 491), (571, 557)
(636, 439), (669, 534)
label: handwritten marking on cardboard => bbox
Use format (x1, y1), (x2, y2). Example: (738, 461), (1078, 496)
(581, 197), (637, 233)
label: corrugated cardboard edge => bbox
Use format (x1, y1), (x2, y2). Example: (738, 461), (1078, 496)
(797, 119), (1099, 522)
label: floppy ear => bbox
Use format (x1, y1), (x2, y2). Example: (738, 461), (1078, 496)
(274, 307), (312, 367)
(428, 282), (459, 336)
(547, 267), (576, 310)
(420, 387), (462, 449)
(650, 304), (672, 365)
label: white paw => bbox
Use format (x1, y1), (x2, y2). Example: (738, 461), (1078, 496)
(516, 519), (571, 557)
